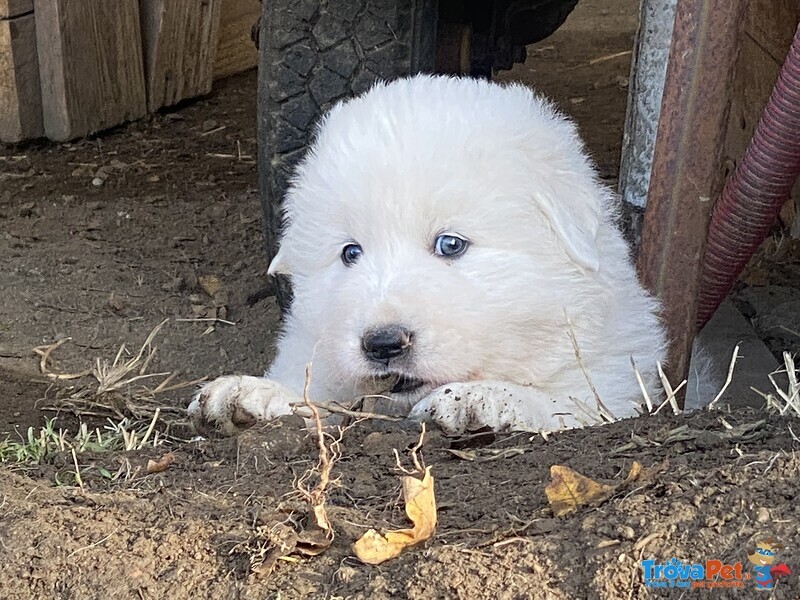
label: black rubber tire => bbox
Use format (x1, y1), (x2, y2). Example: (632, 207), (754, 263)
(256, 0), (439, 313)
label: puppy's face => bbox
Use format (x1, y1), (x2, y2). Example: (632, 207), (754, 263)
(271, 77), (610, 401)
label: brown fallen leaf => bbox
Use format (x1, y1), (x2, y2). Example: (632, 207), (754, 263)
(353, 466), (437, 565)
(293, 503), (335, 557)
(622, 461), (643, 485)
(295, 519), (334, 557)
(146, 452), (175, 474)
(545, 464), (615, 517)
(545, 460), (664, 517)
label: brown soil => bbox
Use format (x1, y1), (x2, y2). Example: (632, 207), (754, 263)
(2, 410), (799, 599)
(1, 0), (799, 598)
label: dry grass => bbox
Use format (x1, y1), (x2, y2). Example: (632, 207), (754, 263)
(627, 343), (746, 417)
(565, 311), (617, 425)
(36, 319), (204, 428)
(753, 352), (800, 418)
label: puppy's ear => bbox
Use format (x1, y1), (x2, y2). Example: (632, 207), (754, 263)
(267, 246), (291, 276)
(533, 183), (602, 272)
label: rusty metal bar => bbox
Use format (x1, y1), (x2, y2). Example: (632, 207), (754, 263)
(636, 0), (747, 407)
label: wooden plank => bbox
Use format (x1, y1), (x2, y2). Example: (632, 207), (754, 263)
(724, 36), (783, 165)
(744, 0), (799, 64)
(725, 0), (800, 161)
(140, 0), (222, 112)
(33, 0), (147, 141)
(213, 0), (259, 79)
(0, 0), (33, 19)
(723, 0), (800, 235)
(0, 13), (43, 142)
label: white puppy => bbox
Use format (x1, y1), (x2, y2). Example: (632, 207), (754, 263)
(189, 75), (668, 436)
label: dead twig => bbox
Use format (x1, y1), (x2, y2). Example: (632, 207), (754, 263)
(297, 365), (336, 514)
(752, 352), (800, 418)
(33, 338), (92, 380)
(93, 319), (169, 394)
(653, 362), (684, 415)
(295, 400), (404, 423)
(175, 317), (237, 326)
(708, 344), (740, 409)
(67, 528), (118, 558)
(393, 423), (426, 476)
(630, 357), (653, 413)
(588, 50), (632, 65)
(565, 311), (617, 422)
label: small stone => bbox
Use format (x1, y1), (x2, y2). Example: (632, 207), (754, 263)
(756, 507), (770, 523)
(18, 202), (35, 217)
(92, 177), (104, 187)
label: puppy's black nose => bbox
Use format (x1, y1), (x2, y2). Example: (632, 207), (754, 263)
(362, 326), (413, 364)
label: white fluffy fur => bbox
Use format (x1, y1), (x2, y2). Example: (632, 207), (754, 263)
(189, 75), (670, 435)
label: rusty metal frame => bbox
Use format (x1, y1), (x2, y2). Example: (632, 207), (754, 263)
(635, 0), (747, 405)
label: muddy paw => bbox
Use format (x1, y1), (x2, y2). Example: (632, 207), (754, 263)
(188, 375), (299, 436)
(409, 381), (541, 434)
(408, 383), (482, 435)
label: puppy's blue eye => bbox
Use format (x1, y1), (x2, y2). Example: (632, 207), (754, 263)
(434, 234), (469, 258)
(341, 243), (363, 265)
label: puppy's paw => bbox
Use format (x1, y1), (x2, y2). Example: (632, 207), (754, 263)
(188, 375), (300, 436)
(408, 382), (518, 434)
(409, 381), (579, 434)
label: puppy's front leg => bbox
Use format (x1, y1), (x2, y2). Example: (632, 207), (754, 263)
(408, 381), (585, 434)
(188, 316), (314, 435)
(188, 376), (303, 436)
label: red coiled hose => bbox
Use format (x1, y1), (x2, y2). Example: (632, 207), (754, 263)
(697, 24), (800, 329)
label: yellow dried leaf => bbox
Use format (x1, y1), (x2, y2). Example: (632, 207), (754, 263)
(353, 467), (436, 565)
(546, 461), (661, 517)
(545, 464), (615, 517)
(623, 460), (643, 485)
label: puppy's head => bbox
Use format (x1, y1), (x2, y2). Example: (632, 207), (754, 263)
(271, 75), (614, 400)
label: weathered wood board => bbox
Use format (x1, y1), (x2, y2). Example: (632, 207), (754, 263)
(140, 0), (222, 112)
(0, 0), (33, 18)
(33, 0), (147, 141)
(0, 11), (43, 142)
(723, 0), (800, 233)
(213, 0), (259, 79)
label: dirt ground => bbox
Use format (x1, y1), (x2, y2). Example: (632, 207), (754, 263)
(1, 0), (799, 598)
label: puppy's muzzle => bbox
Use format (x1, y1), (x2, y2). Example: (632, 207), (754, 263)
(361, 325), (413, 365)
